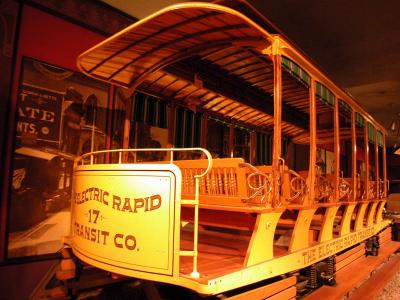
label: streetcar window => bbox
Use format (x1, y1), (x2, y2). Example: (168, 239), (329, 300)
(355, 113), (366, 200)
(174, 106), (202, 159)
(234, 126), (250, 162)
(339, 100), (352, 179)
(377, 131), (384, 198)
(207, 118), (230, 158)
(368, 123), (377, 198)
(255, 132), (272, 165)
(121, 92), (169, 162)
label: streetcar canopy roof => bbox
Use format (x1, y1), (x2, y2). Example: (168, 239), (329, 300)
(77, 2), (385, 137)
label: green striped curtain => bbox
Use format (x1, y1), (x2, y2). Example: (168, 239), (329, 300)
(377, 131), (384, 147)
(338, 99), (351, 113)
(315, 82), (334, 107)
(355, 112), (365, 128)
(282, 56), (311, 87)
(367, 123), (375, 143)
(338, 99), (352, 124)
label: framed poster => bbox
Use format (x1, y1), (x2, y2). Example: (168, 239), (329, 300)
(7, 57), (109, 259)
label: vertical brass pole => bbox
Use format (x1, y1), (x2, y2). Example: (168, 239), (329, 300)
(123, 94), (134, 163)
(309, 78), (317, 206)
(272, 39), (282, 207)
(334, 96), (340, 202)
(105, 85), (114, 163)
(190, 177), (200, 278)
(383, 134), (387, 197)
(166, 102), (176, 161)
(351, 111), (357, 202)
(364, 122), (369, 199)
(375, 131), (379, 198)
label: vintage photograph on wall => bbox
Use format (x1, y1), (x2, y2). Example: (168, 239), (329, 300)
(8, 57), (109, 258)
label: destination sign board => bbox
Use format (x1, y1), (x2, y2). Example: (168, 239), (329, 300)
(71, 166), (178, 276)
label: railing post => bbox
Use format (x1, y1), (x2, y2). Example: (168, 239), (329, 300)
(309, 78), (317, 206)
(190, 176), (200, 278)
(364, 122), (369, 199)
(383, 135), (387, 197)
(375, 130), (379, 198)
(334, 96), (340, 201)
(351, 111), (357, 201)
(271, 37), (282, 207)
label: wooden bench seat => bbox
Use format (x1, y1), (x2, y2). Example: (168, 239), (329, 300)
(174, 158), (272, 208)
(174, 158), (275, 231)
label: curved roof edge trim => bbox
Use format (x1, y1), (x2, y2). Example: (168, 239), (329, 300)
(77, 2), (275, 86)
(76, 1), (386, 135)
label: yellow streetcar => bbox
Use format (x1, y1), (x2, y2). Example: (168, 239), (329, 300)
(67, 1), (391, 297)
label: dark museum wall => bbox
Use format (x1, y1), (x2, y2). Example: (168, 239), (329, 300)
(0, 1), (136, 298)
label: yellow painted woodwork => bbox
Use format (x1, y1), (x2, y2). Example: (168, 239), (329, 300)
(71, 163), (182, 277)
(244, 211), (283, 267)
(366, 201), (378, 226)
(318, 205), (340, 242)
(71, 214), (390, 296)
(339, 204), (356, 236)
(375, 200), (386, 223)
(289, 208), (317, 252)
(69, 153), (392, 296)
(68, 150), (392, 296)
(354, 202), (369, 231)
(189, 220), (390, 295)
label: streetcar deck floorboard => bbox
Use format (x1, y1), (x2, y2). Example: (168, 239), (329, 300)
(179, 228), (291, 283)
(180, 228), (248, 282)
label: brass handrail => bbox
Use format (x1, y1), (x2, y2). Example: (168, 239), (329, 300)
(239, 162), (272, 205)
(287, 169), (307, 204)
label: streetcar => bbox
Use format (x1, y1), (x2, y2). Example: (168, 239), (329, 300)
(68, 1), (391, 296)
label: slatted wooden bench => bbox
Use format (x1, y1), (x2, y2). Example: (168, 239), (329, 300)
(174, 158), (274, 230)
(174, 157), (273, 209)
